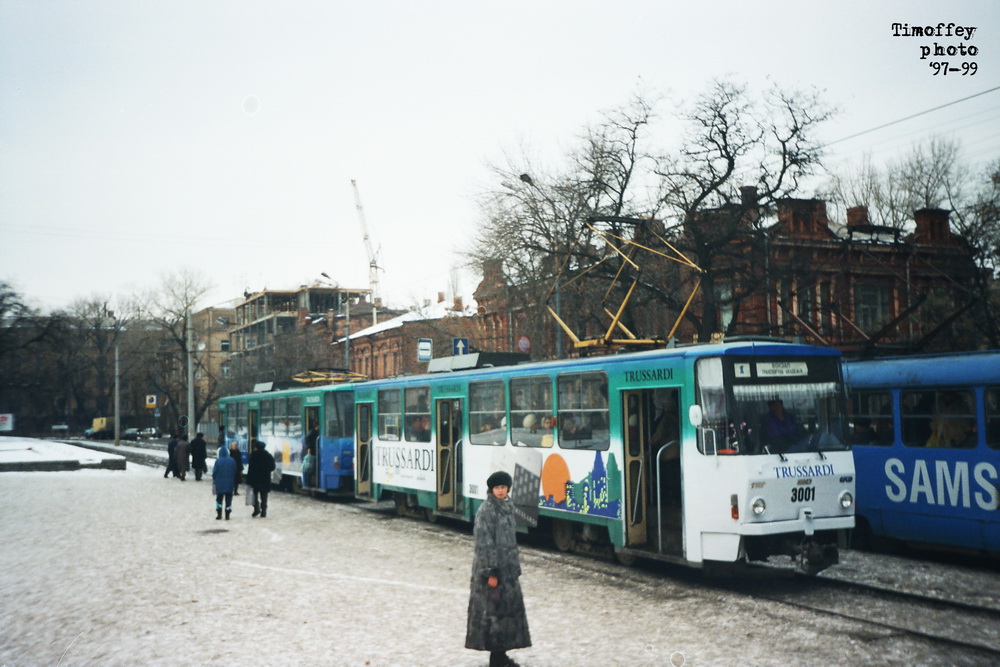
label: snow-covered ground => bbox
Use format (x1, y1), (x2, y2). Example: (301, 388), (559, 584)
(0, 452), (989, 665)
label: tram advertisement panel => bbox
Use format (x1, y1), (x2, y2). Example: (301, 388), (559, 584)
(490, 448), (542, 527)
(372, 441), (436, 491)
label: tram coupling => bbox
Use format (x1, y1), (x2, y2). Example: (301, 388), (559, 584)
(797, 538), (839, 575)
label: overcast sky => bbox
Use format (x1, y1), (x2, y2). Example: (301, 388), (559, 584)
(2, 0), (998, 314)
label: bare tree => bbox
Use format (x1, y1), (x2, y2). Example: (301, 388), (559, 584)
(471, 80), (834, 355)
(137, 270), (213, 432)
(828, 139), (1000, 348)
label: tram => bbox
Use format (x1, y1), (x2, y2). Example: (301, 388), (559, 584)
(843, 351), (1000, 555)
(219, 383), (356, 493)
(220, 340), (856, 573)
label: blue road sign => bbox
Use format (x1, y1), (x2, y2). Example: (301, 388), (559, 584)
(453, 338), (469, 355)
(418, 338), (433, 362)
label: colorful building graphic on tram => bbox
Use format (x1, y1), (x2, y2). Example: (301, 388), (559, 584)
(540, 451), (622, 519)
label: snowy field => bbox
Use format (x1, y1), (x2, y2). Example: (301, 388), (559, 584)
(0, 463), (971, 666)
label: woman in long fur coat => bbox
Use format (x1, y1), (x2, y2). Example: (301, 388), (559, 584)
(465, 470), (531, 667)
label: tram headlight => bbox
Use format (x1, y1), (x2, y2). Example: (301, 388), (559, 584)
(751, 497), (766, 516)
(839, 491), (854, 510)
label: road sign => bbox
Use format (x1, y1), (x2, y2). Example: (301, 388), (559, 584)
(417, 338), (433, 362)
(517, 335), (531, 353)
(452, 338), (469, 355)
(145, 394), (157, 409)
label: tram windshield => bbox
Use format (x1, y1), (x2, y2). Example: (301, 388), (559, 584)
(695, 356), (847, 455)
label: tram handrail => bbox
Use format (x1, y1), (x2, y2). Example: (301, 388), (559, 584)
(440, 448), (452, 494)
(655, 440), (679, 554)
(630, 458), (643, 527)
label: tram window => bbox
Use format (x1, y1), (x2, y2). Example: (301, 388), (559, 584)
(288, 397), (302, 439)
(557, 372), (609, 450)
(235, 402), (248, 439)
(273, 398), (288, 437)
(325, 392), (354, 438)
(260, 399), (273, 437)
(510, 376), (554, 447)
(404, 386), (431, 442)
(903, 389), (976, 448)
(847, 390), (894, 446)
(987, 388), (1000, 450)
(378, 389), (402, 441)
(470, 380), (506, 446)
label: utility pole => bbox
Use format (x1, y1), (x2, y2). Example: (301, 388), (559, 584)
(114, 346), (120, 446)
(187, 310), (195, 437)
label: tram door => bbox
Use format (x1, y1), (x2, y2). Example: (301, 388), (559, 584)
(355, 403), (373, 498)
(304, 406), (320, 487)
(436, 398), (462, 512)
(248, 409), (259, 447)
(622, 391), (648, 546)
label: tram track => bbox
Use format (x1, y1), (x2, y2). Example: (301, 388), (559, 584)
(411, 513), (1000, 660)
(719, 564), (1000, 661)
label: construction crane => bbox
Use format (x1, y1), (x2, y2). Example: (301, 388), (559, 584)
(350, 179), (382, 324)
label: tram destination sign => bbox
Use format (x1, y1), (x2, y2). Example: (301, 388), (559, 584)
(755, 361), (808, 378)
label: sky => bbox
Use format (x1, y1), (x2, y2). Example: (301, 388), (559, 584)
(2, 0), (999, 315)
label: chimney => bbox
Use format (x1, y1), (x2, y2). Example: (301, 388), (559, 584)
(437, 291), (446, 303)
(846, 205), (870, 228)
(453, 296), (464, 311)
(776, 199), (830, 237)
(913, 208), (952, 242)
(740, 186), (758, 207)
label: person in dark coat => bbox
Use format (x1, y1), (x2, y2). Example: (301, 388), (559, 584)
(246, 439), (275, 518)
(190, 432), (208, 481)
(164, 432), (178, 479)
(465, 470), (531, 667)
(175, 433), (191, 481)
(212, 446), (237, 520)
(229, 441), (244, 496)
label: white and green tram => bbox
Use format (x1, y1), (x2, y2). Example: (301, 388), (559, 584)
(223, 339), (856, 573)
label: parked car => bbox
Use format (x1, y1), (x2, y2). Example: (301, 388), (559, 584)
(122, 428), (140, 441)
(139, 428), (161, 439)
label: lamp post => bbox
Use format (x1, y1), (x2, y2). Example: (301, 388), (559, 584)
(321, 273), (352, 372)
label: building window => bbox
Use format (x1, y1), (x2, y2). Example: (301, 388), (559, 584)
(854, 284), (890, 331)
(715, 283), (733, 331)
(221, 339), (231, 352)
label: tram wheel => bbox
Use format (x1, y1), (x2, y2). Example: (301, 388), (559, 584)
(424, 508), (438, 523)
(613, 547), (638, 566)
(552, 520), (575, 552)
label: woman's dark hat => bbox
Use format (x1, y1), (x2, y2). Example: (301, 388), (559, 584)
(486, 470), (513, 490)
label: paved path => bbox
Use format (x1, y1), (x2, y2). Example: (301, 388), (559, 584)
(0, 451), (984, 666)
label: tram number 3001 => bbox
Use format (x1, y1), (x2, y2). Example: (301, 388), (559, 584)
(791, 486), (816, 502)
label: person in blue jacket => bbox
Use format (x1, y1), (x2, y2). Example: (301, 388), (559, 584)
(212, 446), (237, 520)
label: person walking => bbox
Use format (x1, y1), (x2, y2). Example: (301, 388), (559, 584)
(212, 445), (237, 520)
(465, 470), (531, 667)
(190, 432), (208, 481)
(164, 432), (178, 479)
(301, 446), (316, 489)
(229, 441), (244, 496)
(175, 432), (191, 481)
(247, 439), (275, 518)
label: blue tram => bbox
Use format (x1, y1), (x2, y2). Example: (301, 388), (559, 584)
(843, 351), (1000, 554)
(219, 384), (356, 493)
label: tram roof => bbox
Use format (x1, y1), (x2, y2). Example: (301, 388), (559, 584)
(220, 340), (842, 402)
(843, 349), (1000, 388)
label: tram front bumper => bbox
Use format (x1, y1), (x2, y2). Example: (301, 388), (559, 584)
(738, 512), (854, 537)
